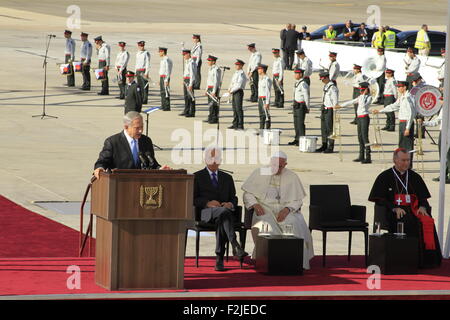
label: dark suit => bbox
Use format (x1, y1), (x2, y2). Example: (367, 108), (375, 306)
(285, 29), (299, 69)
(280, 28), (288, 68)
(124, 81), (143, 114)
(94, 131), (160, 170)
(193, 168), (239, 256)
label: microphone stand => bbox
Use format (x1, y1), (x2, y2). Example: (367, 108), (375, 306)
(33, 34), (58, 120)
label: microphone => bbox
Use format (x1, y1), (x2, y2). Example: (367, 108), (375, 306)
(48, 34), (56, 38)
(138, 152), (149, 169)
(144, 151), (157, 169)
(221, 66), (230, 70)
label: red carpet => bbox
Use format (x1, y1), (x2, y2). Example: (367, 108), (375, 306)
(1, 195), (450, 299)
(1, 256), (450, 298)
(0, 195), (91, 257)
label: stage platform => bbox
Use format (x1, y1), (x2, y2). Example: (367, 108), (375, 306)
(1, 256), (450, 300)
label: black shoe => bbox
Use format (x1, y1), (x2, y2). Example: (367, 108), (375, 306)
(232, 244), (248, 259)
(381, 126), (389, 131)
(276, 105), (284, 108)
(361, 158), (372, 164)
(215, 256), (225, 272)
(387, 127), (395, 132)
(209, 120), (218, 124)
(185, 114), (195, 118)
(179, 113), (187, 116)
(288, 140), (299, 146)
(316, 144), (327, 153)
(203, 119), (211, 123)
(323, 149), (334, 153)
(80, 87), (90, 91)
(353, 157), (364, 162)
(97, 92), (109, 95)
(228, 125), (236, 129)
(162, 108), (171, 111)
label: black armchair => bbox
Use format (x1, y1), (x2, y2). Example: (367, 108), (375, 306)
(309, 185), (368, 267)
(186, 206), (248, 268)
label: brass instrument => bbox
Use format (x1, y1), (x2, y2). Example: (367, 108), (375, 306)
(367, 113), (385, 163)
(329, 105), (343, 162)
(183, 81), (195, 101)
(274, 78), (284, 95)
(206, 90), (219, 104)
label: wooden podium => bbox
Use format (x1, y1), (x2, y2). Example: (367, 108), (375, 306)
(90, 169), (194, 291)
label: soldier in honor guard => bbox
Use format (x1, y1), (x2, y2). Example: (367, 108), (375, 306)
(374, 48), (387, 104)
(247, 43), (262, 102)
(94, 36), (111, 95)
(158, 47), (173, 111)
(64, 30), (75, 87)
(328, 52), (340, 87)
(404, 47), (421, 89)
(192, 34), (203, 89)
(135, 41), (151, 104)
(115, 42), (130, 100)
(373, 81), (416, 164)
(316, 72), (339, 153)
(288, 68), (310, 146)
(228, 59), (247, 130)
(79, 32), (92, 90)
(204, 55), (221, 124)
(349, 64), (368, 124)
(271, 48), (285, 108)
(382, 69), (398, 131)
(124, 71), (142, 114)
(294, 50), (313, 87)
(180, 49), (197, 117)
(257, 64), (272, 130)
(338, 82), (373, 164)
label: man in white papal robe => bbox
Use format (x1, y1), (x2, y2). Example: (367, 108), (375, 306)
(242, 151), (314, 269)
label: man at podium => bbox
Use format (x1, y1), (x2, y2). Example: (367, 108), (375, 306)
(94, 111), (161, 178)
(193, 147), (248, 271)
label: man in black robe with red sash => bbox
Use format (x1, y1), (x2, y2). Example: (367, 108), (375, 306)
(369, 148), (442, 268)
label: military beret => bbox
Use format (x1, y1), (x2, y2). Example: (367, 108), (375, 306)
(94, 36), (103, 42)
(118, 41), (126, 47)
(64, 30), (72, 34)
(235, 59), (245, 65)
(207, 55), (218, 61)
(126, 71), (135, 77)
(329, 52), (337, 57)
(137, 41), (145, 46)
(319, 71), (330, 78)
(247, 43), (256, 48)
(80, 32), (88, 37)
(395, 81), (409, 87)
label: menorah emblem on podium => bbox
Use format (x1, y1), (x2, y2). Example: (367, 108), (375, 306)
(140, 185), (163, 209)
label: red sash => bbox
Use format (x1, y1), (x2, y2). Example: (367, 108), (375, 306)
(394, 193), (436, 250)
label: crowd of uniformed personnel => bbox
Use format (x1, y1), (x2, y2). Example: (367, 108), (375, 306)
(61, 25), (449, 183)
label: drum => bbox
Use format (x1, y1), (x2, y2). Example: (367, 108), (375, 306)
(299, 136), (318, 152)
(263, 129), (282, 145)
(94, 68), (106, 80)
(59, 63), (71, 75)
(73, 61), (82, 72)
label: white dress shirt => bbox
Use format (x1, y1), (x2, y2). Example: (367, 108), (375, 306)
(340, 94), (373, 116)
(183, 58), (197, 86)
(80, 40), (92, 63)
(272, 57), (285, 81)
(229, 69), (247, 93)
(258, 75), (272, 103)
(298, 56), (313, 77)
(323, 82), (339, 108)
(375, 55), (387, 72)
(293, 79), (310, 108)
(135, 50), (151, 76)
(191, 43), (203, 65)
(115, 51), (129, 72)
(328, 61), (340, 81)
(98, 43), (111, 66)
(384, 77), (398, 97)
(352, 72), (368, 88)
(405, 55), (421, 74)
(65, 38), (75, 60)
(380, 92), (416, 129)
(248, 51), (262, 73)
(206, 64), (221, 92)
(159, 56), (173, 82)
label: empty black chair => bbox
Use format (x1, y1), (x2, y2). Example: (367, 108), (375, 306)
(309, 185), (368, 266)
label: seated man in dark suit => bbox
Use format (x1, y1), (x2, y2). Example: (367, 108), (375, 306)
(193, 147), (248, 271)
(94, 111), (164, 178)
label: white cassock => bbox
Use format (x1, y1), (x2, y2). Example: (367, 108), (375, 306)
(242, 167), (314, 269)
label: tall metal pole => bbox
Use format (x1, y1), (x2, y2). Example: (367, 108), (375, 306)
(440, 0), (450, 258)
